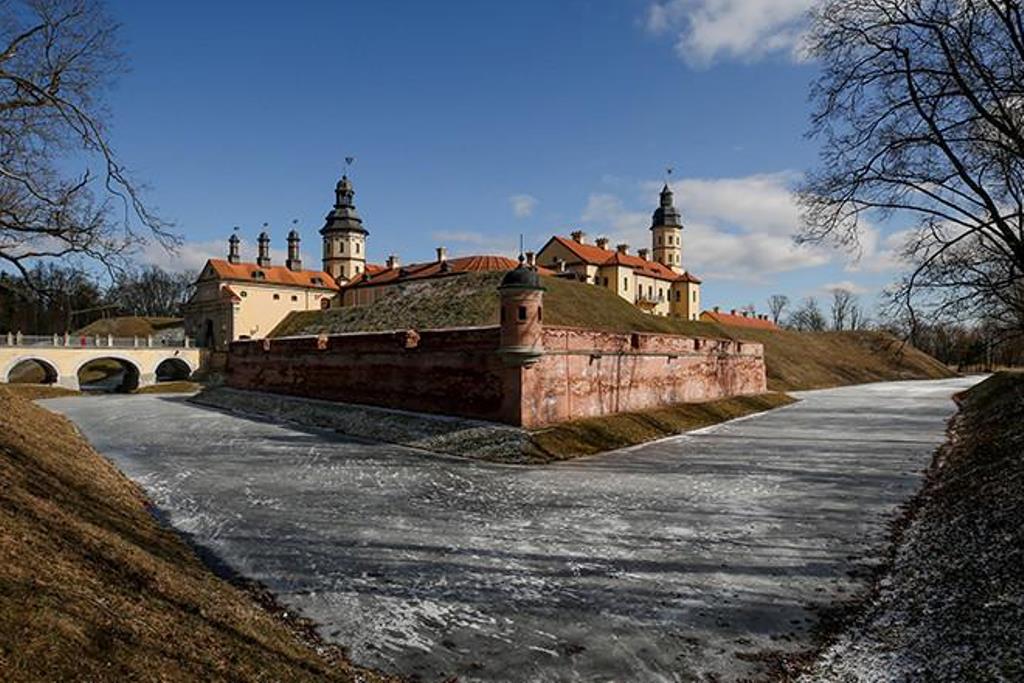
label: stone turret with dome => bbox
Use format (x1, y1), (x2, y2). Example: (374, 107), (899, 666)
(320, 174), (368, 282)
(651, 183), (683, 273)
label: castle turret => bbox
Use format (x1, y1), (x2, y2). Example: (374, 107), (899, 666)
(320, 174), (368, 282)
(286, 229), (303, 271)
(257, 230), (271, 268)
(651, 183), (683, 273)
(227, 233), (241, 265)
(498, 256), (545, 366)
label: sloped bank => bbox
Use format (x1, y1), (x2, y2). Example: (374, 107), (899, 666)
(192, 386), (793, 462)
(0, 386), (394, 682)
(793, 373), (1023, 681)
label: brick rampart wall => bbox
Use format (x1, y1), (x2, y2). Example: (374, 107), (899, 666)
(225, 327), (522, 424)
(225, 325), (767, 428)
(521, 327), (766, 427)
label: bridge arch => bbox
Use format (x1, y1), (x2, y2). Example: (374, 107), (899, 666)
(155, 356), (193, 382)
(75, 355), (142, 393)
(3, 356), (60, 385)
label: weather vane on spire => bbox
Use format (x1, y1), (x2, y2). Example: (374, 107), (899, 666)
(344, 156), (356, 174)
(666, 166), (674, 182)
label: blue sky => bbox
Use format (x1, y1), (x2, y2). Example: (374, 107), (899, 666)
(103, 0), (905, 315)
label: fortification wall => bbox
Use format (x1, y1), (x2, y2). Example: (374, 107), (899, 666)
(521, 327), (766, 427)
(225, 327), (523, 424)
(225, 325), (767, 429)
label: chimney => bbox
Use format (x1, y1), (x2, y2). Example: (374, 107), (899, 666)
(228, 233), (241, 265)
(730, 309), (737, 316)
(436, 246), (448, 263)
(525, 251), (536, 267)
(285, 228), (302, 271)
(257, 229), (271, 268)
(637, 247), (649, 260)
(570, 230), (586, 244)
(714, 306), (720, 313)
(386, 254), (400, 269)
(557, 258), (567, 273)
(595, 237), (610, 250)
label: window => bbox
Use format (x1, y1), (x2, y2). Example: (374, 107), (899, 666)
(518, 305), (527, 321)
(603, 277), (609, 287)
(355, 242), (360, 254)
(538, 306), (543, 321)
(623, 278), (628, 290)
(692, 290), (697, 302)
(291, 295), (298, 302)
(252, 271), (266, 280)
(273, 293), (280, 300)
(675, 290), (681, 302)
(240, 291), (247, 297)
(501, 307), (507, 323)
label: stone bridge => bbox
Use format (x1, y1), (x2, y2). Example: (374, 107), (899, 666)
(0, 333), (203, 391)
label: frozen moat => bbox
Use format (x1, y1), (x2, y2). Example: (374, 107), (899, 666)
(43, 377), (977, 682)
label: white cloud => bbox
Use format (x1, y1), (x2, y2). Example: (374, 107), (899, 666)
(431, 230), (518, 257)
(140, 239), (225, 272)
(823, 280), (869, 295)
(581, 172), (831, 281)
(509, 194), (538, 218)
(645, 0), (813, 67)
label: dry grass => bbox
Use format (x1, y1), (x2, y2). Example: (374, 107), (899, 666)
(1, 384), (80, 400)
(530, 392), (796, 459)
(134, 381), (203, 394)
(727, 328), (955, 392)
(75, 316), (182, 338)
(0, 386), (394, 682)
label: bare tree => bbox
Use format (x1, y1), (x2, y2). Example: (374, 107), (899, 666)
(767, 294), (789, 324)
(788, 297), (828, 331)
(799, 0), (1024, 337)
(830, 288), (857, 330)
(106, 266), (195, 317)
(0, 0), (175, 296)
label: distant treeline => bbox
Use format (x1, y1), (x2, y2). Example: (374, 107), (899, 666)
(0, 264), (195, 335)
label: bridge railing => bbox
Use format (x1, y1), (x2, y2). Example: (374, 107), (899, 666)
(1, 332), (194, 349)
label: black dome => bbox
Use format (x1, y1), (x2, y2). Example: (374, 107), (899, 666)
(500, 264), (542, 290)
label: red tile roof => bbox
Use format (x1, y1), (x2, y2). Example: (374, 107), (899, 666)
(346, 255), (543, 289)
(546, 236), (701, 284)
(700, 310), (778, 330)
(206, 259), (339, 290)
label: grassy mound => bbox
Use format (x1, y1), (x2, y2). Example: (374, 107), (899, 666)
(76, 316), (182, 338)
(0, 386), (391, 682)
(728, 328), (954, 392)
(800, 372), (1024, 680)
(272, 272), (723, 339)
(273, 272), (954, 391)
(530, 392), (796, 459)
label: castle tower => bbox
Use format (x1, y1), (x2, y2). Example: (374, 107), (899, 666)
(650, 183), (683, 273)
(320, 174), (368, 282)
(498, 256), (545, 366)
(256, 230), (272, 267)
(227, 233), (241, 264)
(286, 229), (303, 271)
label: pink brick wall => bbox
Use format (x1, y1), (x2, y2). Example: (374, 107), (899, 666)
(225, 325), (767, 428)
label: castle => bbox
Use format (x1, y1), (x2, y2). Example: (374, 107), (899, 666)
(183, 173), (703, 349)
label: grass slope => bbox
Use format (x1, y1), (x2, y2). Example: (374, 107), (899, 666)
(76, 316), (182, 338)
(0, 387), (391, 682)
(800, 372), (1024, 680)
(530, 392), (796, 459)
(274, 272), (954, 391)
